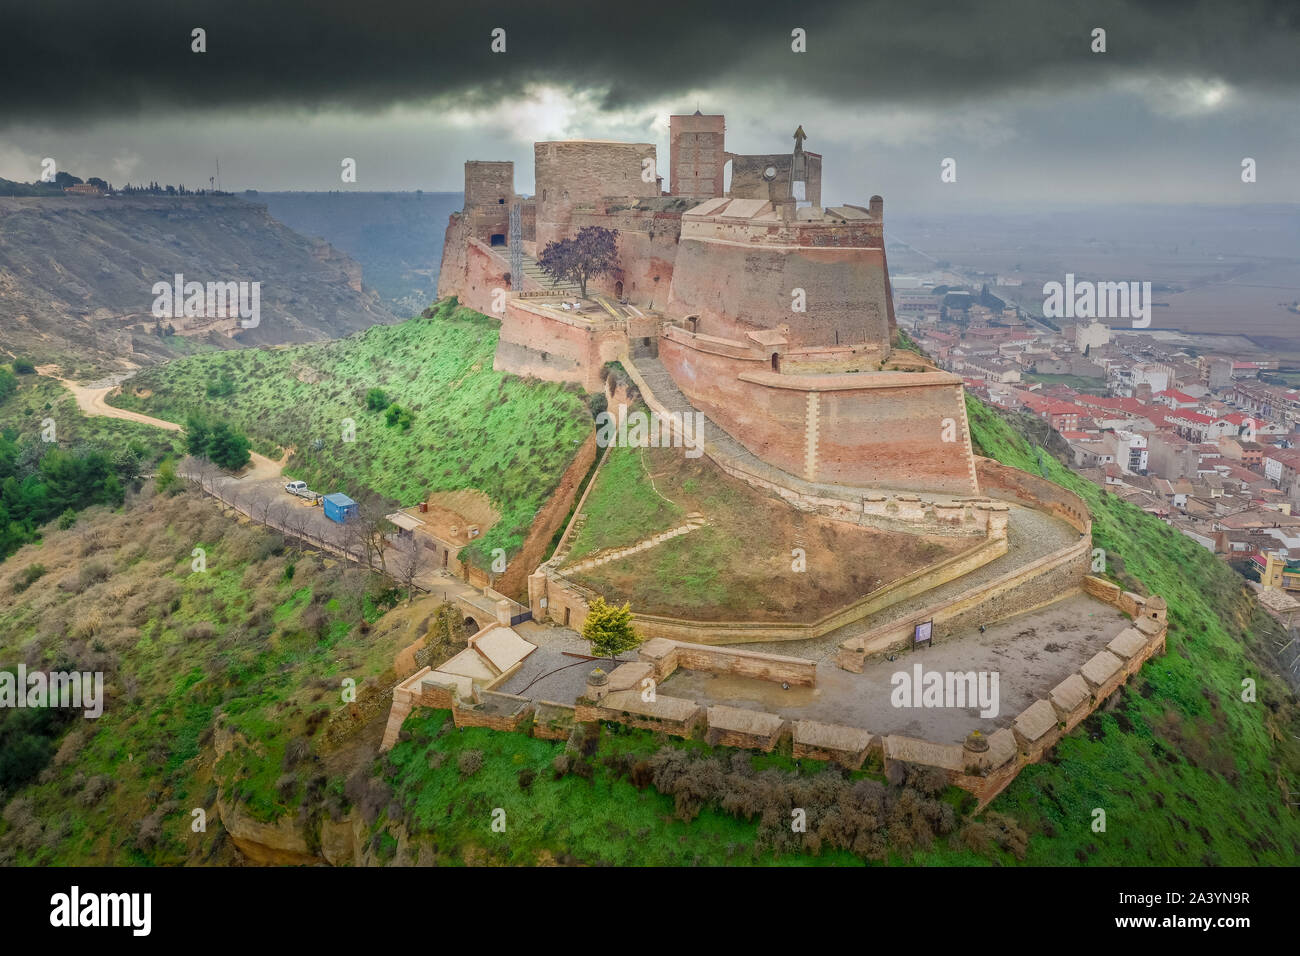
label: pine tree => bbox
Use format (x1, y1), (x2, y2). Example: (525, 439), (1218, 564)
(581, 596), (641, 663)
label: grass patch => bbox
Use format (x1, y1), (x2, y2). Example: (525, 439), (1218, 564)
(108, 299), (591, 571)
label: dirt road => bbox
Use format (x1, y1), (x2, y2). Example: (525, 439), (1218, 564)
(39, 366), (283, 477)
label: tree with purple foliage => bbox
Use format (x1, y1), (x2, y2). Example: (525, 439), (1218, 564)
(537, 225), (620, 299)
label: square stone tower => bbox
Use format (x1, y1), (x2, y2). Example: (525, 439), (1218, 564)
(670, 112), (726, 200)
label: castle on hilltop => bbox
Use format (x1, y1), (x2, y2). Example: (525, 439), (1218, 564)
(437, 112), (979, 496)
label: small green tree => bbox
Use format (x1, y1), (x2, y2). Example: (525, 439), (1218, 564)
(365, 388), (390, 411)
(183, 412), (211, 458)
(155, 457), (179, 495)
(206, 421), (251, 470)
(582, 596), (641, 663)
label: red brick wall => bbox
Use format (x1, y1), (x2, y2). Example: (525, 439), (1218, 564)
(669, 114), (726, 199)
(535, 141), (658, 247)
(464, 161), (514, 207)
(570, 208), (682, 310)
(495, 299), (627, 392)
(496, 431), (598, 600)
(659, 333), (977, 493)
(666, 237), (892, 349)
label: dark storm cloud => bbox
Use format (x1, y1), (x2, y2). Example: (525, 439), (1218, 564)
(2, 0), (1297, 127)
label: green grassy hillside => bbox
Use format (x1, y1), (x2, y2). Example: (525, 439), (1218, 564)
(0, 490), (392, 864)
(370, 397), (1300, 865)
(110, 299), (592, 568)
(961, 395), (1300, 864)
(2, 386), (1295, 866)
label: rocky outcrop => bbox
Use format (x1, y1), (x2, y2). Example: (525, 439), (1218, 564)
(0, 194), (395, 371)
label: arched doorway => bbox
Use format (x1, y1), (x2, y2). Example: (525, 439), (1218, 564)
(614, 280), (624, 299)
(463, 616), (479, 634)
(771, 353), (780, 372)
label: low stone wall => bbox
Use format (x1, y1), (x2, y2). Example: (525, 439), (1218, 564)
(975, 457), (1091, 534)
(838, 534), (1091, 670)
(792, 721), (880, 769)
(451, 690), (534, 732)
(877, 583), (1168, 808)
(838, 457), (1094, 668)
(380, 667), (463, 750)
(705, 705), (788, 752)
(534, 531), (1008, 646)
(575, 691), (703, 738)
(531, 700), (577, 741)
(637, 638), (817, 686)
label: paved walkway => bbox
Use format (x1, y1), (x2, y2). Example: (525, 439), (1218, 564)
(623, 355), (1082, 663)
(660, 592), (1126, 743)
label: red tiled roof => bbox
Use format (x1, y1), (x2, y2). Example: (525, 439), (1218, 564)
(1222, 412), (1263, 427)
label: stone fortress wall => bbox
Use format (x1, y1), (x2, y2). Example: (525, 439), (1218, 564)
(437, 116), (976, 502)
(534, 140), (659, 248)
(384, 576), (1168, 810)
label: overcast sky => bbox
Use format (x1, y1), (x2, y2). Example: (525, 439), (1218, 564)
(2, 0), (1298, 208)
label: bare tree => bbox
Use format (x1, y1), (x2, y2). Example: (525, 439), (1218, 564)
(284, 505), (312, 552)
(267, 500), (289, 535)
(256, 490), (278, 527)
(392, 537), (423, 605)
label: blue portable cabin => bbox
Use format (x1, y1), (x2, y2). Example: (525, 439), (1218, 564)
(322, 493), (358, 524)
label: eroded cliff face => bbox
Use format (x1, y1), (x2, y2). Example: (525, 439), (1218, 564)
(212, 720), (404, 867)
(0, 194), (395, 372)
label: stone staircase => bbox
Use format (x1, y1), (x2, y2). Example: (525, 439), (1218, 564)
(561, 513), (707, 574)
(506, 246), (581, 296)
(550, 512), (587, 566)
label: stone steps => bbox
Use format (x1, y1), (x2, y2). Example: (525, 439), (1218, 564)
(506, 247), (581, 294)
(562, 513), (707, 574)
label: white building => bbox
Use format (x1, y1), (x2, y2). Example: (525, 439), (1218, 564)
(1075, 320), (1111, 354)
(1103, 429), (1149, 474)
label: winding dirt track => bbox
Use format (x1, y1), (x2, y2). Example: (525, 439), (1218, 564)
(38, 366), (284, 478)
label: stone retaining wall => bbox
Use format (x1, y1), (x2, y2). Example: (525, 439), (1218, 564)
(637, 637), (817, 685)
(532, 530), (1008, 645)
(876, 580), (1168, 808)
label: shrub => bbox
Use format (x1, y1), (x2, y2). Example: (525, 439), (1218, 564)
(77, 560), (111, 590)
(13, 563), (45, 593)
(384, 403), (413, 430)
(182, 622), (217, 641)
(365, 388), (390, 411)
(205, 373), (236, 398)
(457, 749), (484, 777)
(11, 358), (35, 374)
(155, 457), (180, 495)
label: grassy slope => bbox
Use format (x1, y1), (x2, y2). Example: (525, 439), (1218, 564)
(109, 299), (592, 568)
(384, 711), (862, 866)
(3, 373), (1296, 866)
(0, 374), (183, 466)
(565, 444), (683, 561)
(0, 490), (398, 864)
(373, 396), (1300, 866)
(959, 396), (1300, 864)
